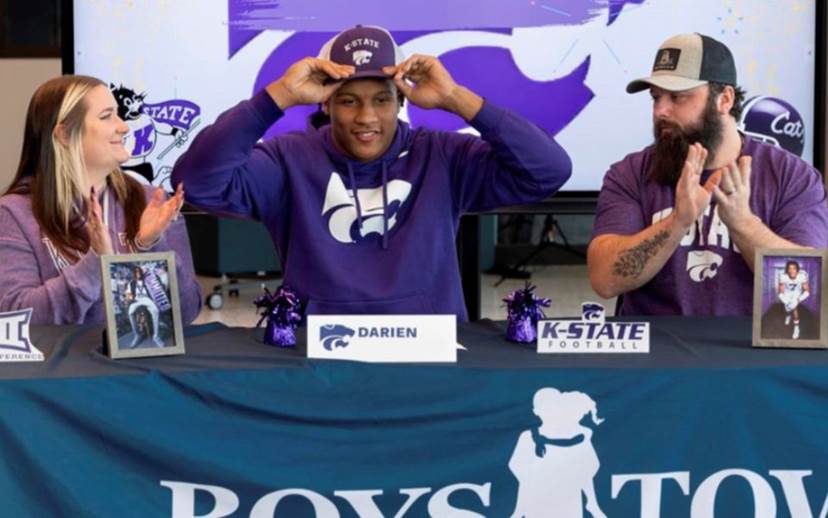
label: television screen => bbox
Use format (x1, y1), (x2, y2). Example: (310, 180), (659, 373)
(70, 0), (819, 195)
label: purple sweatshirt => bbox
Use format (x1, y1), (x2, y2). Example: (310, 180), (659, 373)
(592, 135), (828, 316)
(172, 90), (571, 320)
(0, 185), (202, 325)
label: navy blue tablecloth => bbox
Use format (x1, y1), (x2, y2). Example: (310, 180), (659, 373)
(0, 318), (826, 517)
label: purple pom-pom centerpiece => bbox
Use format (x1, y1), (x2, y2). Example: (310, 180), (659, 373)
(254, 285), (302, 347)
(503, 283), (551, 343)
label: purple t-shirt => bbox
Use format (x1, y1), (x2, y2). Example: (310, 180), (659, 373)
(592, 135), (828, 316)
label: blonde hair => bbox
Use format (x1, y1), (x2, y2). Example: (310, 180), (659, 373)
(52, 81), (95, 232)
(52, 82), (133, 232)
(6, 75), (146, 261)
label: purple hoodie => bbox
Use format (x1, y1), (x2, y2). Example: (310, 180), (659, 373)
(172, 90), (571, 320)
(0, 185), (202, 325)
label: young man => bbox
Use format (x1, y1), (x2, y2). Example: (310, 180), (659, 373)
(587, 33), (828, 315)
(126, 265), (163, 347)
(172, 25), (571, 320)
(778, 260), (809, 339)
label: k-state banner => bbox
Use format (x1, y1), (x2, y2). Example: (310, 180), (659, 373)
(2, 320), (828, 517)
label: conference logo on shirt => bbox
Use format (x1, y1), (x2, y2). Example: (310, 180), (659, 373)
(321, 172), (412, 244)
(0, 308), (44, 362)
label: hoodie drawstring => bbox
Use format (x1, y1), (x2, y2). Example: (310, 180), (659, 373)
(381, 161), (389, 249)
(347, 162), (364, 233)
(347, 161), (391, 249)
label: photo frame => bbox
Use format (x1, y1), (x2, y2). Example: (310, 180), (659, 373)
(753, 248), (828, 348)
(101, 252), (185, 359)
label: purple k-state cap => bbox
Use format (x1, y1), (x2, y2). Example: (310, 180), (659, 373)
(318, 25), (405, 80)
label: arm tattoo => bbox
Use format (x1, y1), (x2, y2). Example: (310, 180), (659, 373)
(613, 230), (670, 278)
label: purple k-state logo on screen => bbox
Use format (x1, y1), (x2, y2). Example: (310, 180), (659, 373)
(320, 324), (356, 351)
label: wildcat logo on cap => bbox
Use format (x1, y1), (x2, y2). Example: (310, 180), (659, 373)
(352, 50), (373, 66)
(653, 48), (681, 71)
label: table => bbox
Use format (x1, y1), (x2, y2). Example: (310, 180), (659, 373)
(1, 318), (827, 517)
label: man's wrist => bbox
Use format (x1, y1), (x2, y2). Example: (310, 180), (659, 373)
(443, 85), (483, 121)
(667, 211), (694, 236)
(727, 213), (762, 239)
(266, 81), (294, 111)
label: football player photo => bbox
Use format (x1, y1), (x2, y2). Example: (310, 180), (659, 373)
(754, 249), (827, 348)
(102, 252), (186, 359)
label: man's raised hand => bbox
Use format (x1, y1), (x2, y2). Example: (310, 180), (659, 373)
(266, 58), (355, 110)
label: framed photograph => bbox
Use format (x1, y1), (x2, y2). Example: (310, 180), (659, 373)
(101, 252), (185, 359)
(753, 248), (828, 348)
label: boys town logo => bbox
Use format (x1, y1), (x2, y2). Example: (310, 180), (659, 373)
(0, 308), (44, 362)
(160, 384), (828, 517)
(110, 84), (202, 191)
(161, 386), (607, 518)
(509, 387), (607, 518)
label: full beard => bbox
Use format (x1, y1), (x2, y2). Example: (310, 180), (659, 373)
(649, 101), (723, 185)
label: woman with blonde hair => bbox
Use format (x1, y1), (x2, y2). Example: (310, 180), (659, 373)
(0, 75), (201, 324)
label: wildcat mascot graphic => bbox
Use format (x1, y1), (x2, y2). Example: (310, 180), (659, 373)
(110, 84), (202, 191)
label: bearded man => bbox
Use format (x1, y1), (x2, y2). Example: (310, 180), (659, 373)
(587, 33), (827, 315)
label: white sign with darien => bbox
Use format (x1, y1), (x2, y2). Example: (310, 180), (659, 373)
(307, 315), (457, 363)
(537, 302), (650, 354)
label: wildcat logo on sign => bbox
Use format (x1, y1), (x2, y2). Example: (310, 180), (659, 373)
(0, 308), (44, 362)
(537, 302), (649, 353)
(319, 324), (356, 350)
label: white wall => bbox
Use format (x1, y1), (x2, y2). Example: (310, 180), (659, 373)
(0, 59), (61, 192)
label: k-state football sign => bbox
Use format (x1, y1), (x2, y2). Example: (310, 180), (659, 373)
(537, 303), (650, 353)
(307, 315), (457, 362)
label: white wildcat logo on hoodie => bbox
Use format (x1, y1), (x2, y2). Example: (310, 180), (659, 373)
(321, 173), (412, 244)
